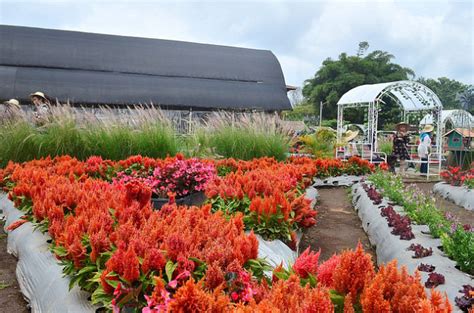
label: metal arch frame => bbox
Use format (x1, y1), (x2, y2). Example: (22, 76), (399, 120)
(336, 81), (444, 175)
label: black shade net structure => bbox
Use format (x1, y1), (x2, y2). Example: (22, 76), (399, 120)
(0, 25), (291, 111)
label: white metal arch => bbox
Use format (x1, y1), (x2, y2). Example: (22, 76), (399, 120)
(336, 80), (443, 176)
(420, 109), (474, 129)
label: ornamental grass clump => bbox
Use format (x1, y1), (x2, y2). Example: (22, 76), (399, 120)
(0, 104), (179, 166)
(204, 111), (290, 161)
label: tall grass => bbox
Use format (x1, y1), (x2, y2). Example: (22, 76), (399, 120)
(0, 104), (178, 166)
(203, 112), (290, 160)
(0, 104), (292, 166)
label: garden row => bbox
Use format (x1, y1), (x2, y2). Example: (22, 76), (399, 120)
(356, 171), (473, 312)
(1, 156), (452, 312)
(436, 166), (474, 211)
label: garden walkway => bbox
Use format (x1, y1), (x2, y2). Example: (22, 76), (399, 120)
(0, 220), (28, 312)
(411, 182), (474, 226)
(299, 187), (376, 262)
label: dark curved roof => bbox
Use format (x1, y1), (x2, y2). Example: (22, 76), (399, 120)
(0, 25), (290, 110)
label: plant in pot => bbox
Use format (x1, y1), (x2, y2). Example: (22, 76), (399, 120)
(114, 156), (216, 209)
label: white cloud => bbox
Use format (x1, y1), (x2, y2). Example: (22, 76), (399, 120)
(1, 0), (472, 86)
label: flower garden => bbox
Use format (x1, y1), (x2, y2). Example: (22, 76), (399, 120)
(1, 152), (468, 313)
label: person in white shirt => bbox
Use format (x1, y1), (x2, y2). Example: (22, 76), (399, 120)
(417, 124), (433, 175)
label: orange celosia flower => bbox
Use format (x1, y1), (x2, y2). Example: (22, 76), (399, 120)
(332, 242), (375, 297)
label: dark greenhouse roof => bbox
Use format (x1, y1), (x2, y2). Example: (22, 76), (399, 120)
(0, 25), (291, 111)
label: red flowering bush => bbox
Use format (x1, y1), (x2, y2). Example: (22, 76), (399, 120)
(2, 156), (451, 312)
(441, 166), (474, 187)
(206, 158), (319, 244)
(113, 155), (216, 198)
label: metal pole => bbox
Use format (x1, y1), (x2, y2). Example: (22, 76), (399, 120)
(319, 101), (323, 126)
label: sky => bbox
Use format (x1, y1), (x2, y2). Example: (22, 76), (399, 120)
(1, 0), (473, 87)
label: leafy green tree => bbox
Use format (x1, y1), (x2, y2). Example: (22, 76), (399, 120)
(417, 77), (472, 111)
(302, 42), (415, 126)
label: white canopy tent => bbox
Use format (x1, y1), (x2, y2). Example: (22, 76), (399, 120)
(337, 80), (443, 175)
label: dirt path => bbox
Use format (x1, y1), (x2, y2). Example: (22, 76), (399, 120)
(411, 182), (474, 226)
(0, 220), (29, 312)
(299, 187), (376, 262)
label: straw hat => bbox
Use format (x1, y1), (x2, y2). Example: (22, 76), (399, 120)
(422, 124), (434, 133)
(395, 122), (409, 133)
(29, 91), (47, 101)
(342, 130), (359, 142)
(3, 99), (20, 108)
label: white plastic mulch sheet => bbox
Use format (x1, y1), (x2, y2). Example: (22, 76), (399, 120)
(352, 184), (473, 310)
(313, 175), (363, 187)
(0, 193), (95, 313)
(433, 182), (474, 211)
(249, 185), (318, 270)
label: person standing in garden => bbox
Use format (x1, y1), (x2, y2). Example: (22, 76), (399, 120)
(343, 129), (360, 158)
(30, 91), (51, 126)
(392, 123), (411, 176)
(418, 124), (433, 175)
(0, 99), (22, 124)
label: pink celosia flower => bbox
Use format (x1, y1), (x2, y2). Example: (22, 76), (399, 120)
(292, 248), (320, 279)
(317, 254), (341, 287)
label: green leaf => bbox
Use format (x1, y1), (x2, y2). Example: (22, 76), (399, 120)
(165, 260), (177, 282)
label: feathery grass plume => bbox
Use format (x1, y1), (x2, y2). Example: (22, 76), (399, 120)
(0, 102), (179, 166)
(203, 111), (290, 160)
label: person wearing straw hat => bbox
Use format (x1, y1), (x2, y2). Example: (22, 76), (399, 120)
(418, 124), (433, 175)
(30, 91), (50, 126)
(392, 122), (411, 176)
(342, 129), (360, 158)
(0, 99), (22, 124)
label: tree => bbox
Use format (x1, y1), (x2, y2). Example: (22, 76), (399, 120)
(417, 77), (471, 111)
(456, 86), (474, 113)
(302, 43), (415, 126)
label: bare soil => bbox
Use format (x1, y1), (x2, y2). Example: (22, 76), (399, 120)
(299, 187), (376, 263)
(411, 182), (474, 226)
(0, 220), (29, 312)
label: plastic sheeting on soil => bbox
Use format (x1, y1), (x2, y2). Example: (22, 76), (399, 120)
(0, 194), (95, 313)
(313, 175), (363, 187)
(250, 186), (318, 270)
(352, 184), (473, 311)
(433, 182), (474, 211)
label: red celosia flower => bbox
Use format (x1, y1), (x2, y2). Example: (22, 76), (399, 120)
(292, 248), (320, 279)
(317, 254), (341, 287)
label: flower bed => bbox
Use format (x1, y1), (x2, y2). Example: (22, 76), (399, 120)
(437, 166), (474, 211)
(352, 182), (472, 312)
(369, 171), (474, 275)
(0, 156), (452, 312)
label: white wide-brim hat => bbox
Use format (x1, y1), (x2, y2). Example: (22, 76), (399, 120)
(342, 130), (359, 142)
(422, 124), (434, 133)
(3, 99), (20, 107)
(29, 91), (47, 101)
